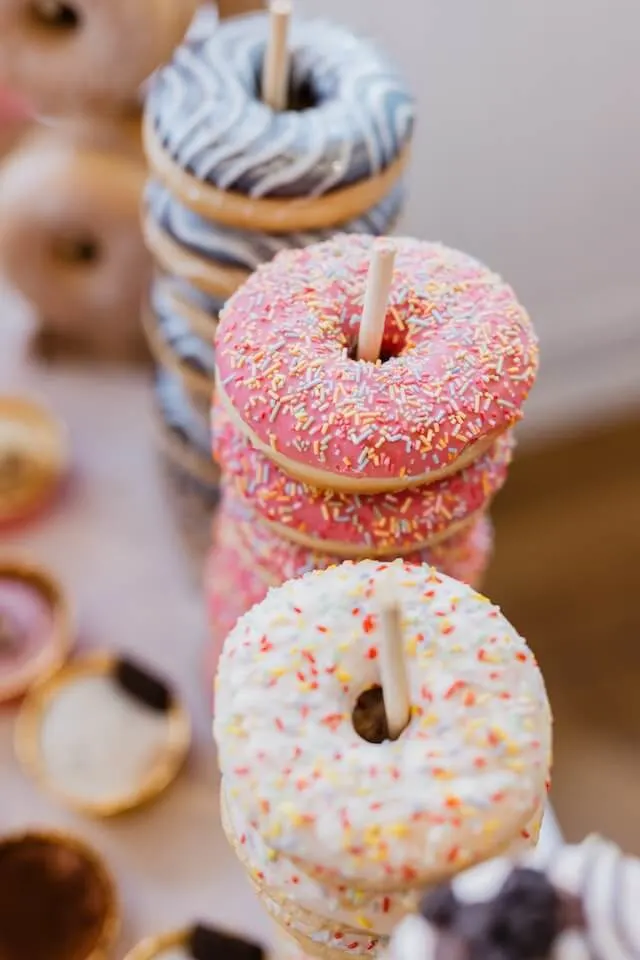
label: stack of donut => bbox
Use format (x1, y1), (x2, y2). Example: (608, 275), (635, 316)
(142, 6), (414, 545)
(0, 0), (202, 361)
(205, 234), (539, 652)
(214, 559), (553, 960)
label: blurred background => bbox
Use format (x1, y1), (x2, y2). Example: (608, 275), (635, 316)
(1, 0), (639, 853)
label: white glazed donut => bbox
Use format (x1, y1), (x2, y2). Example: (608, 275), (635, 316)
(214, 560), (552, 892)
(145, 15), (414, 231)
(389, 836), (640, 960)
(0, 0), (198, 115)
(221, 786), (543, 958)
(0, 131), (149, 361)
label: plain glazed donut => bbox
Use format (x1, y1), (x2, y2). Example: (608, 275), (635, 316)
(213, 403), (513, 557)
(0, 131), (150, 361)
(144, 15), (413, 231)
(0, 0), (198, 115)
(214, 559), (552, 890)
(389, 836), (640, 960)
(216, 235), (538, 494)
(145, 179), (405, 274)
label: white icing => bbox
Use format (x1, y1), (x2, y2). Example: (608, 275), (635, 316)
(148, 15), (414, 198)
(388, 915), (437, 960)
(551, 932), (591, 960)
(451, 857), (513, 904)
(214, 559), (551, 889)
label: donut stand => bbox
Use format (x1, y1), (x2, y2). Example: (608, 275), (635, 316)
(0, 0), (200, 362)
(206, 234), (538, 670)
(0, 4), (570, 958)
(141, 2), (414, 562)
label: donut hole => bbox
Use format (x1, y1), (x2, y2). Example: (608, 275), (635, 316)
(347, 340), (399, 365)
(51, 235), (101, 266)
(28, 0), (80, 31)
(352, 685), (391, 744)
(256, 57), (318, 112)
(346, 304), (411, 363)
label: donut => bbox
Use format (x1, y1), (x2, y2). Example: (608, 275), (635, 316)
(205, 491), (494, 672)
(0, 131), (149, 362)
(142, 280), (215, 401)
(213, 403), (513, 558)
(389, 836), (640, 960)
(153, 367), (215, 481)
(144, 15), (414, 232)
(221, 787), (542, 958)
(0, 0), (198, 115)
(214, 559), (552, 891)
(215, 235), (538, 494)
(144, 179), (405, 277)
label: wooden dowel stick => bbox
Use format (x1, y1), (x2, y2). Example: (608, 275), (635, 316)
(262, 0), (292, 112)
(377, 576), (411, 739)
(356, 239), (397, 362)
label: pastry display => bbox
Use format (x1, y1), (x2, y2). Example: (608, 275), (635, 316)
(214, 560), (552, 957)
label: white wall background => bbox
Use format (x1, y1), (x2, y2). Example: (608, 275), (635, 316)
(301, 0), (640, 440)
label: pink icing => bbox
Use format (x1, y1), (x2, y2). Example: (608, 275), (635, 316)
(215, 235), (538, 486)
(0, 576), (55, 697)
(213, 402), (513, 554)
(204, 489), (494, 683)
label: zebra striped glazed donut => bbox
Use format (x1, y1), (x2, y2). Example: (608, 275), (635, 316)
(142, 279), (215, 399)
(154, 367), (212, 464)
(145, 15), (414, 230)
(145, 179), (405, 273)
(0, 0), (198, 115)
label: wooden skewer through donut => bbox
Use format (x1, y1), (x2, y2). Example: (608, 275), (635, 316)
(377, 574), (411, 739)
(357, 239), (397, 362)
(262, 0), (292, 111)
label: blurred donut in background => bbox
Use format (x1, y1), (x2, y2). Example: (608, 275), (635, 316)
(0, 128), (150, 362)
(0, 0), (199, 115)
(0, 85), (31, 158)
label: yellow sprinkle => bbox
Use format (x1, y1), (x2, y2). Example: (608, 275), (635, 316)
(266, 848), (277, 862)
(364, 825), (381, 844)
(432, 769), (454, 781)
(356, 915), (374, 930)
(336, 669), (352, 684)
(420, 712), (440, 728)
(405, 636), (418, 657)
(387, 822), (410, 838)
(482, 818), (501, 836)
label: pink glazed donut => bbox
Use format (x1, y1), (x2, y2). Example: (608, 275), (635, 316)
(215, 235), (538, 494)
(204, 487), (494, 674)
(213, 404), (513, 558)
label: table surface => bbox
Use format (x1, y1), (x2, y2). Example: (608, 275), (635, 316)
(0, 308), (563, 956)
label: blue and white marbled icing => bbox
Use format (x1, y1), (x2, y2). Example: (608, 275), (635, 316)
(151, 279), (216, 380)
(163, 274), (226, 317)
(146, 14), (415, 198)
(145, 179), (405, 271)
(154, 366), (212, 461)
